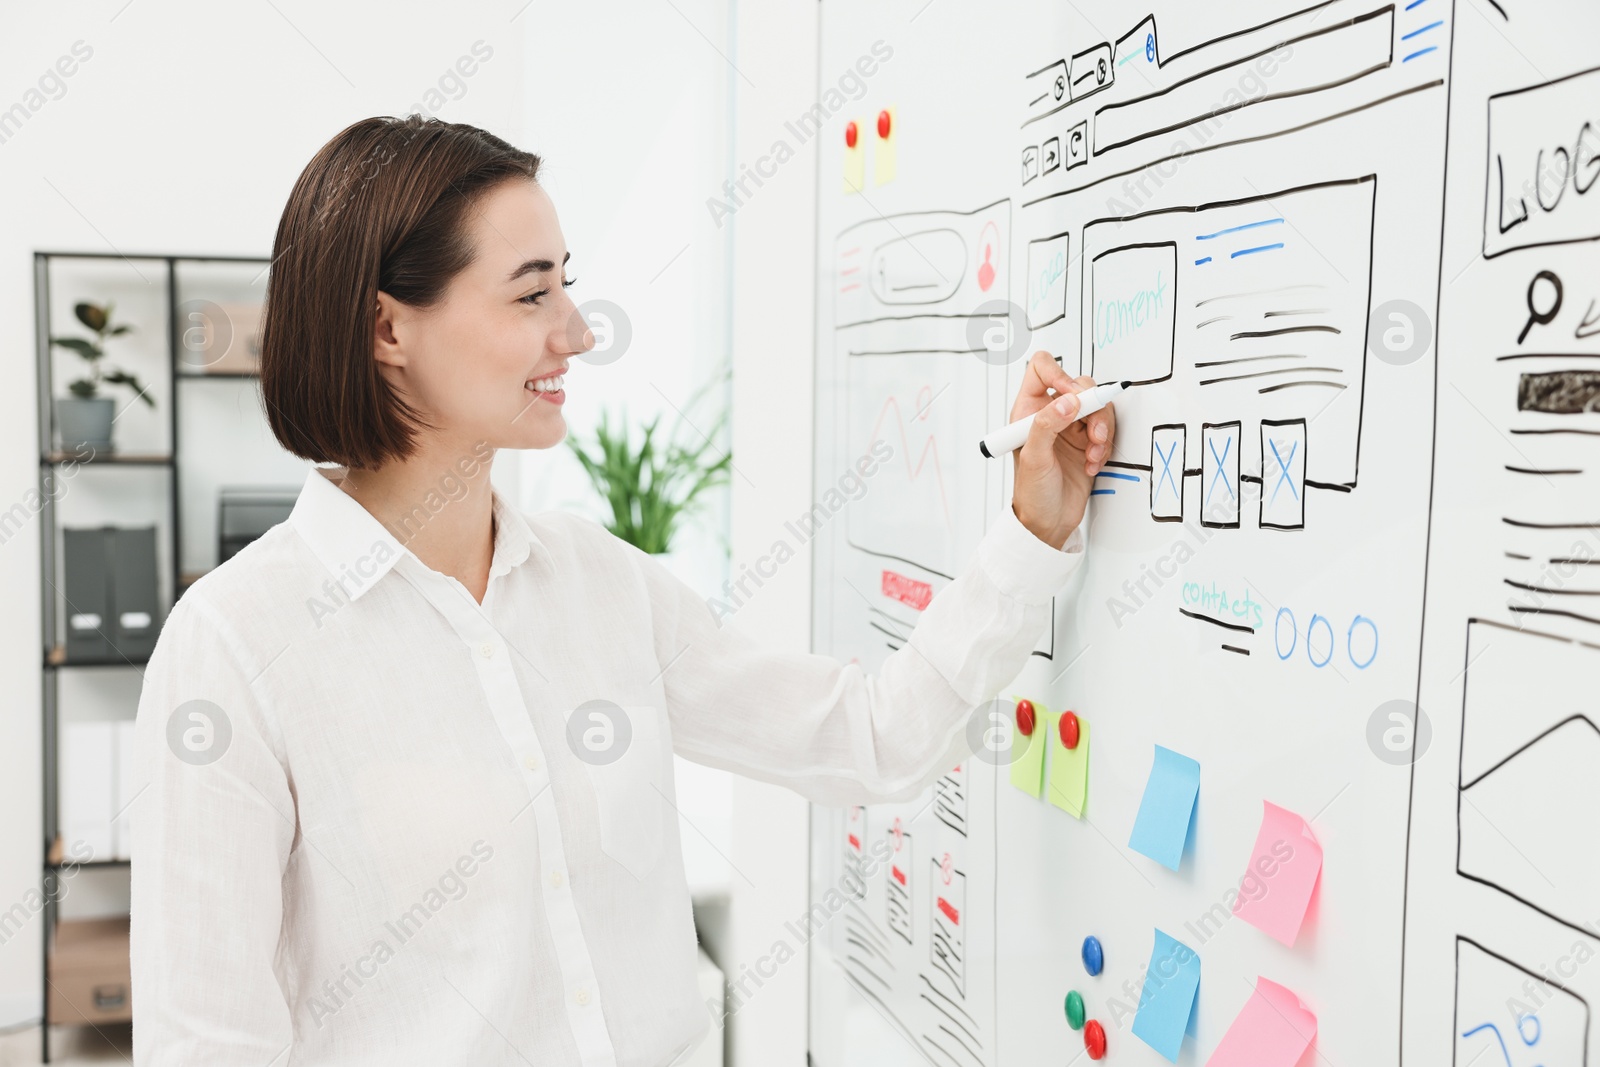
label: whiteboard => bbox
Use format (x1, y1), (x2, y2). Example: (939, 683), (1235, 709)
(805, 2), (1600, 1065)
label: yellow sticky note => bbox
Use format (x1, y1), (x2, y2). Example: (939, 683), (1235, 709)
(873, 105), (897, 185)
(1047, 714), (1089, 818)
(843, 117), (865, 194)
(1008, 703), (1050, 798)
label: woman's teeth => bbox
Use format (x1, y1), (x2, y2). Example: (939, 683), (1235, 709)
(526, 374), (565, 393)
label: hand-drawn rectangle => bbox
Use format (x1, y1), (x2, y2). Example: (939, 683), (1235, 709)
(1091, 242), (1177, 386)
(1150, 424), (1186, 522)
(1483, 65), (1600, 259)
(1259, 419), (1306, 530)
(1202, 421), (1242, 528)
(1026, 231), (1071, 329)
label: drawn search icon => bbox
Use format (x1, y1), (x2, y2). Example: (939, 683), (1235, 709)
(1518, 270), (1563, 345)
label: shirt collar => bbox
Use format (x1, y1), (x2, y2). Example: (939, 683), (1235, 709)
(288, 467), (543, 602)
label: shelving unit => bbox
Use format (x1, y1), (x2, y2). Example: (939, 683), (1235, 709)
(33, 250), (305, 1061)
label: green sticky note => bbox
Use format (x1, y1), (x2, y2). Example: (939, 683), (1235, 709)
(1008, 705), (1050, 798)
(1047, 715), (1089, 818)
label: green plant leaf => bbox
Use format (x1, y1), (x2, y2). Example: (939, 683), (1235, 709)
(565, 383), (734, 555)
(101, 369), (156, 407)
(67, 379), (97, 398)
(51, 337), (102, 359)
(106, 324), (133, 336)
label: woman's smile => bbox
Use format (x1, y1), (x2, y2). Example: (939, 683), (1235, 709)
(526, 366), (567, 405)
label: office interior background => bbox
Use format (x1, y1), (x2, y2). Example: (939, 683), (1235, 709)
(0, 3), (819, 1063)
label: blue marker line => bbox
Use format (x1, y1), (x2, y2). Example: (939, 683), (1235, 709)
(1196, 217), (1284, 241)
(1090, 488), (1117, 496)
(1404, 0), (1429, 9)
(1401, 19), (1443, 39)
(1195, 256), (1213, 265)
(1402, 45), (1439, 62)
(1095, 471), (1140, 482)
(1231, 242), (1285, 258)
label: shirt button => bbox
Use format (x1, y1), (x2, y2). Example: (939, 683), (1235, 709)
(479, 642), (495, 659)
(524, 754), (540, 771)
(574, 987), (590, 1006)
(549, 869), (565, 888)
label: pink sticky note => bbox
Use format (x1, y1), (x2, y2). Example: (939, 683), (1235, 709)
(1231, 800), (1322, 946)
(1205, 977), (1317, 1067)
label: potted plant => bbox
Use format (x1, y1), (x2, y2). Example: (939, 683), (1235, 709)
(50, 300), (154, 453)
(567, 378), (732, 559)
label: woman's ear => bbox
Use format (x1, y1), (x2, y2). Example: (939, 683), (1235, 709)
(373, 290), (407, 370)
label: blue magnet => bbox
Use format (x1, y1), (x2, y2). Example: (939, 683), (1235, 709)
(1082, 935), (1104, 976)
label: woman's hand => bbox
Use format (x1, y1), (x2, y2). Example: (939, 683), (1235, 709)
(1010, 350), (1117, 549)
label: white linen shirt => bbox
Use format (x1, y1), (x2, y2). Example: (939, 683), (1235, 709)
(130, 465), (1086, 1066)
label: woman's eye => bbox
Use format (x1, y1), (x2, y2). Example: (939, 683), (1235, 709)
(519, 277), (576, 305)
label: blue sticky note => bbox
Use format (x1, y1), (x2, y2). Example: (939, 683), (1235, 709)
(1132, 928), (1201, 1062)
(1128, 744), (1200, 870)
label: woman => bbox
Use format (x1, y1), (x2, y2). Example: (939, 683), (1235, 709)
(130, 114), (1115, 1066)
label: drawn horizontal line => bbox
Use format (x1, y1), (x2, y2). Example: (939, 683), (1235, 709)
(1506, 551), (1531, 560)
(1221, 644), (1250, 656)
(1494, 352), (1600, 361)
(1264, 307), (1332, 317)
(1508, 604), (1600, 627)
(1502, 518), (1600, 529)
(1195, 256), (1213, 265)
(1231, 325), (1341, 340)
(1195, 315), (1235, 328)
(1551, 557), (1600, 566)
(1505, 465), (1583, 475)
(1201, 365), (1342, 386)
(1232, 242), (1285, 259)
(1179, 607), (1254, 633)
(1402, 45), (1439, 62)
(1401, 19), (1443, 39)
(1509, 428), (1600, 436)
(1197, 218), (1284, 241)
(1505, 579), (1600, 597)
(1090, 488), (1117, 496)
(1260, 380), (1347, 394)
(1095, 471), (1141, 482)
(1194, 353), (1308, 368)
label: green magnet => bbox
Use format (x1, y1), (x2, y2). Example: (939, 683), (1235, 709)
(1065, 989), (1086, 1030)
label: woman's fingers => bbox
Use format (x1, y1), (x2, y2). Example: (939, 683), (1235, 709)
(1013, 350), (1076, 419)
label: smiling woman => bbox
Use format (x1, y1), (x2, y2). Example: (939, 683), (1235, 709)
(128, 113), (1114, 1067)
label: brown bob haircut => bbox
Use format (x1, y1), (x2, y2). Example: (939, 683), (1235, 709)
(260, 114), (542, 470)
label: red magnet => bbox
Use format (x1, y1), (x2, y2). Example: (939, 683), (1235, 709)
(1084, 1019), (1106, 1060)
(1059, 710), (1080, 749)
(1015, 698), (1035, 737)
(845, 121), (858, 148)
(876, 109), (891, 139)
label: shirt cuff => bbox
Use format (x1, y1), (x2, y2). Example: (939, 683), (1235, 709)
(973, 501), (1088, 606)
